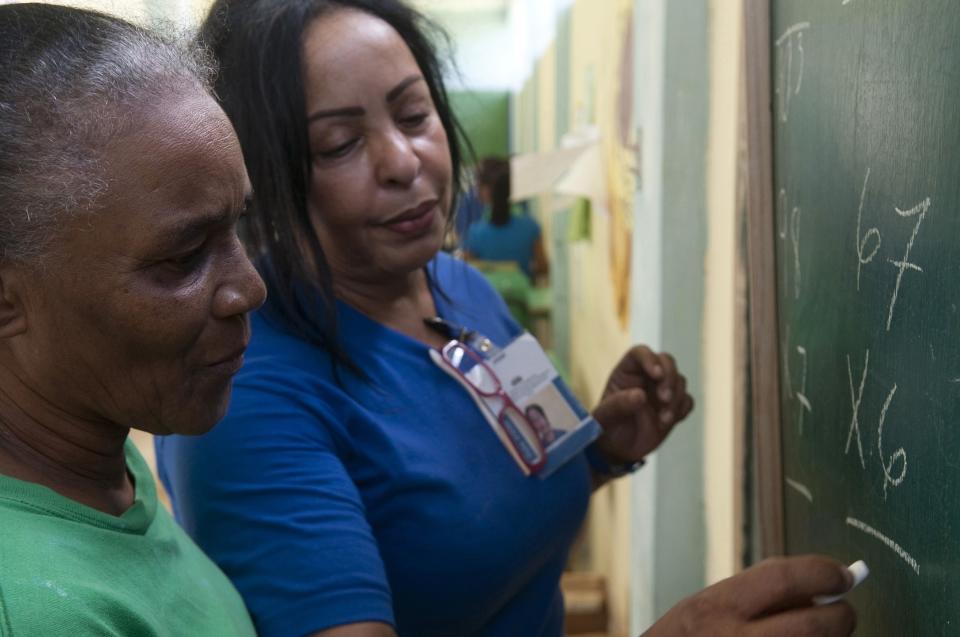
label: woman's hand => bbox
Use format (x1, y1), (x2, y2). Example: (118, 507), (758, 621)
(641, 556), (857, 636)
(591, 345), (694, 470)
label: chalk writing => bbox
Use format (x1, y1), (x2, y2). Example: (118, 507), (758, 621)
(775, 23), (811, 123)
(886, 198), (930, 330)
(777, 188), (803, 299)
(877, 383), (907, 499)
(785, 477), (813, 503)
(845, 350), (868, 469)
(844, 349), (907, 495)
(778, 189), (789, 293)
(846, 516), (919, 575)
(781, 328), (812, 435)
(795, 345), (811, 434)
(782, 326), (793, 402)
(855, 169), (880, 291)
(791, 205), (803, 299)
(777, 189), (789, 240)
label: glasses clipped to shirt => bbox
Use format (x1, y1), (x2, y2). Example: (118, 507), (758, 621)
(425, 316), (601, 478)
(425, 317), (551, 475)
(437, 339), (550, 474)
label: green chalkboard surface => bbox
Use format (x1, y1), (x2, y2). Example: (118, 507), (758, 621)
(770, 1), (960, 634)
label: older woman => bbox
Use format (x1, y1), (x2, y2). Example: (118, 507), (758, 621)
(157, 1), (856, 636)
(0, 4), (264, 635)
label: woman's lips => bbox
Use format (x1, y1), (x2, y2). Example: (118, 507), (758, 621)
(382, 200), (438, 235)
(205, 349), (246, 376)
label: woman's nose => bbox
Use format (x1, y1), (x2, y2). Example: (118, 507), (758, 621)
(373, 128), (420, 187)
(212, 241), (267, 320)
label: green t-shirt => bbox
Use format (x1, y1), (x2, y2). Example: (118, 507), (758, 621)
(0, 440), (256, 636)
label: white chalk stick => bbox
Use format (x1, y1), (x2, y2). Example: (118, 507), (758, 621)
(813, 560), (869, 606)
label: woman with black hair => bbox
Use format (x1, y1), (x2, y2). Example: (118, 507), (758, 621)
(156, 2), (856, 636)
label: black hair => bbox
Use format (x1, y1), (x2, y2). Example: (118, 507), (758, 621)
(200, 0), (468, 370)
(0, 3), (213, 264)
(477, 156), (511, 227)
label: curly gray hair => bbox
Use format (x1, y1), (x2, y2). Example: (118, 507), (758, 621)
(0, 3), (215, 262)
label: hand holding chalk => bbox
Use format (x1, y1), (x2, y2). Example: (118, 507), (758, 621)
(813, 560), (869, 605)
(639, 555), (857, 636)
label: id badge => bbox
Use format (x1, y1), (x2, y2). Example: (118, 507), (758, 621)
(430, 332), (600, 478)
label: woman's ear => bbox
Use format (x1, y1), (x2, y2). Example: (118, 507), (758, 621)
(0, 266), (28, 338)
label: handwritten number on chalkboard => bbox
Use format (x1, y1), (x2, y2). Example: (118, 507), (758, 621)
(775, 23), (811, 124)
(855, 169), (881, 291)
(778, 189), (789, 240)
(778, 189), (790, 295)
(778, 189), (803, 299)
(845, 349), (908, 497)
(877, 383), (907, 498)
(795, 345), (812, 434)
(794, 31), (805, 94)
(886, 198), (931, 331)
(782, 326), (813, 436)
(791, 206), (803, 299)
(845, 350), (868, 469)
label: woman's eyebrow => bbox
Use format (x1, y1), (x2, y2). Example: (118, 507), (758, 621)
(307, 105), (364, 122)
(306, 75), (424, 123)
(386, 74), (423, 102)
(155, 193), (251, 247)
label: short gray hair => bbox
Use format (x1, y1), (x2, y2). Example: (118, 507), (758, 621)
(0, 3), (215, 262)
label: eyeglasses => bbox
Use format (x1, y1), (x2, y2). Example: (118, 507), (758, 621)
(438, 340), (547, 474)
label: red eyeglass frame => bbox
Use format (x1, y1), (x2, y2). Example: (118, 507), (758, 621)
(438, 340), (547, 474)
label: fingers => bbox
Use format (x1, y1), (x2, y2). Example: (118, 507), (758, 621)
(745, 602), (856, 637)
(725, 556), (852, 619)
(590, 387), (664, 461)
(655, 355), (678, 423)
(650, 354), (694, 426)
(646, 556), (855, 637)
(603, 345), (695, 435)
(612, 346), (663, 386)
(635, 345), (665, 380)
(593, 387), (657, 440)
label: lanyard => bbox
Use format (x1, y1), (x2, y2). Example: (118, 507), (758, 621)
(422, 316), (499, 357)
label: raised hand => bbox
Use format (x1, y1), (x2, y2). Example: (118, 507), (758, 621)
(591, 345), (694, 469)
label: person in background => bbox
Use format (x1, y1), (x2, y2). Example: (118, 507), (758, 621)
(452, 169), (485, 247)
(0, 4), (265, 634)
(156, 1), (856, 636)
(463, 156), (548, 281)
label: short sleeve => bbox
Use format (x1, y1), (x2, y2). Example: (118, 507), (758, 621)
(156, 368), (394, 637)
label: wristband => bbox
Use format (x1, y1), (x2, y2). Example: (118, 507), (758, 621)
(584, 444), (645, 478)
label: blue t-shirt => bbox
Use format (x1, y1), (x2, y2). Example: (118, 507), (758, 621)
(156, 253), (592, 637)
(464, 212), (541, 277)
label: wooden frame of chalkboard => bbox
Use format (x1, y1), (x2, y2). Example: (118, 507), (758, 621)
(743, 0), (785, 558)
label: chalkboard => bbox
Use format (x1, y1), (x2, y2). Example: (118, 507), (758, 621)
(747, 1), (960, 634)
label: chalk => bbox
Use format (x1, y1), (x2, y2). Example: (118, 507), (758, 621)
(813, 560), (869, 606)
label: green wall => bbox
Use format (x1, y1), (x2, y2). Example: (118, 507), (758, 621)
(449, 90), (510, 160)
(653, 0), (708, 616)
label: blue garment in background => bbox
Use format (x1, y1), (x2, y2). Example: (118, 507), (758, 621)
(454, 186), (485, 245)
(156, 253), (592, 637)
(464, 211), (541, 277)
